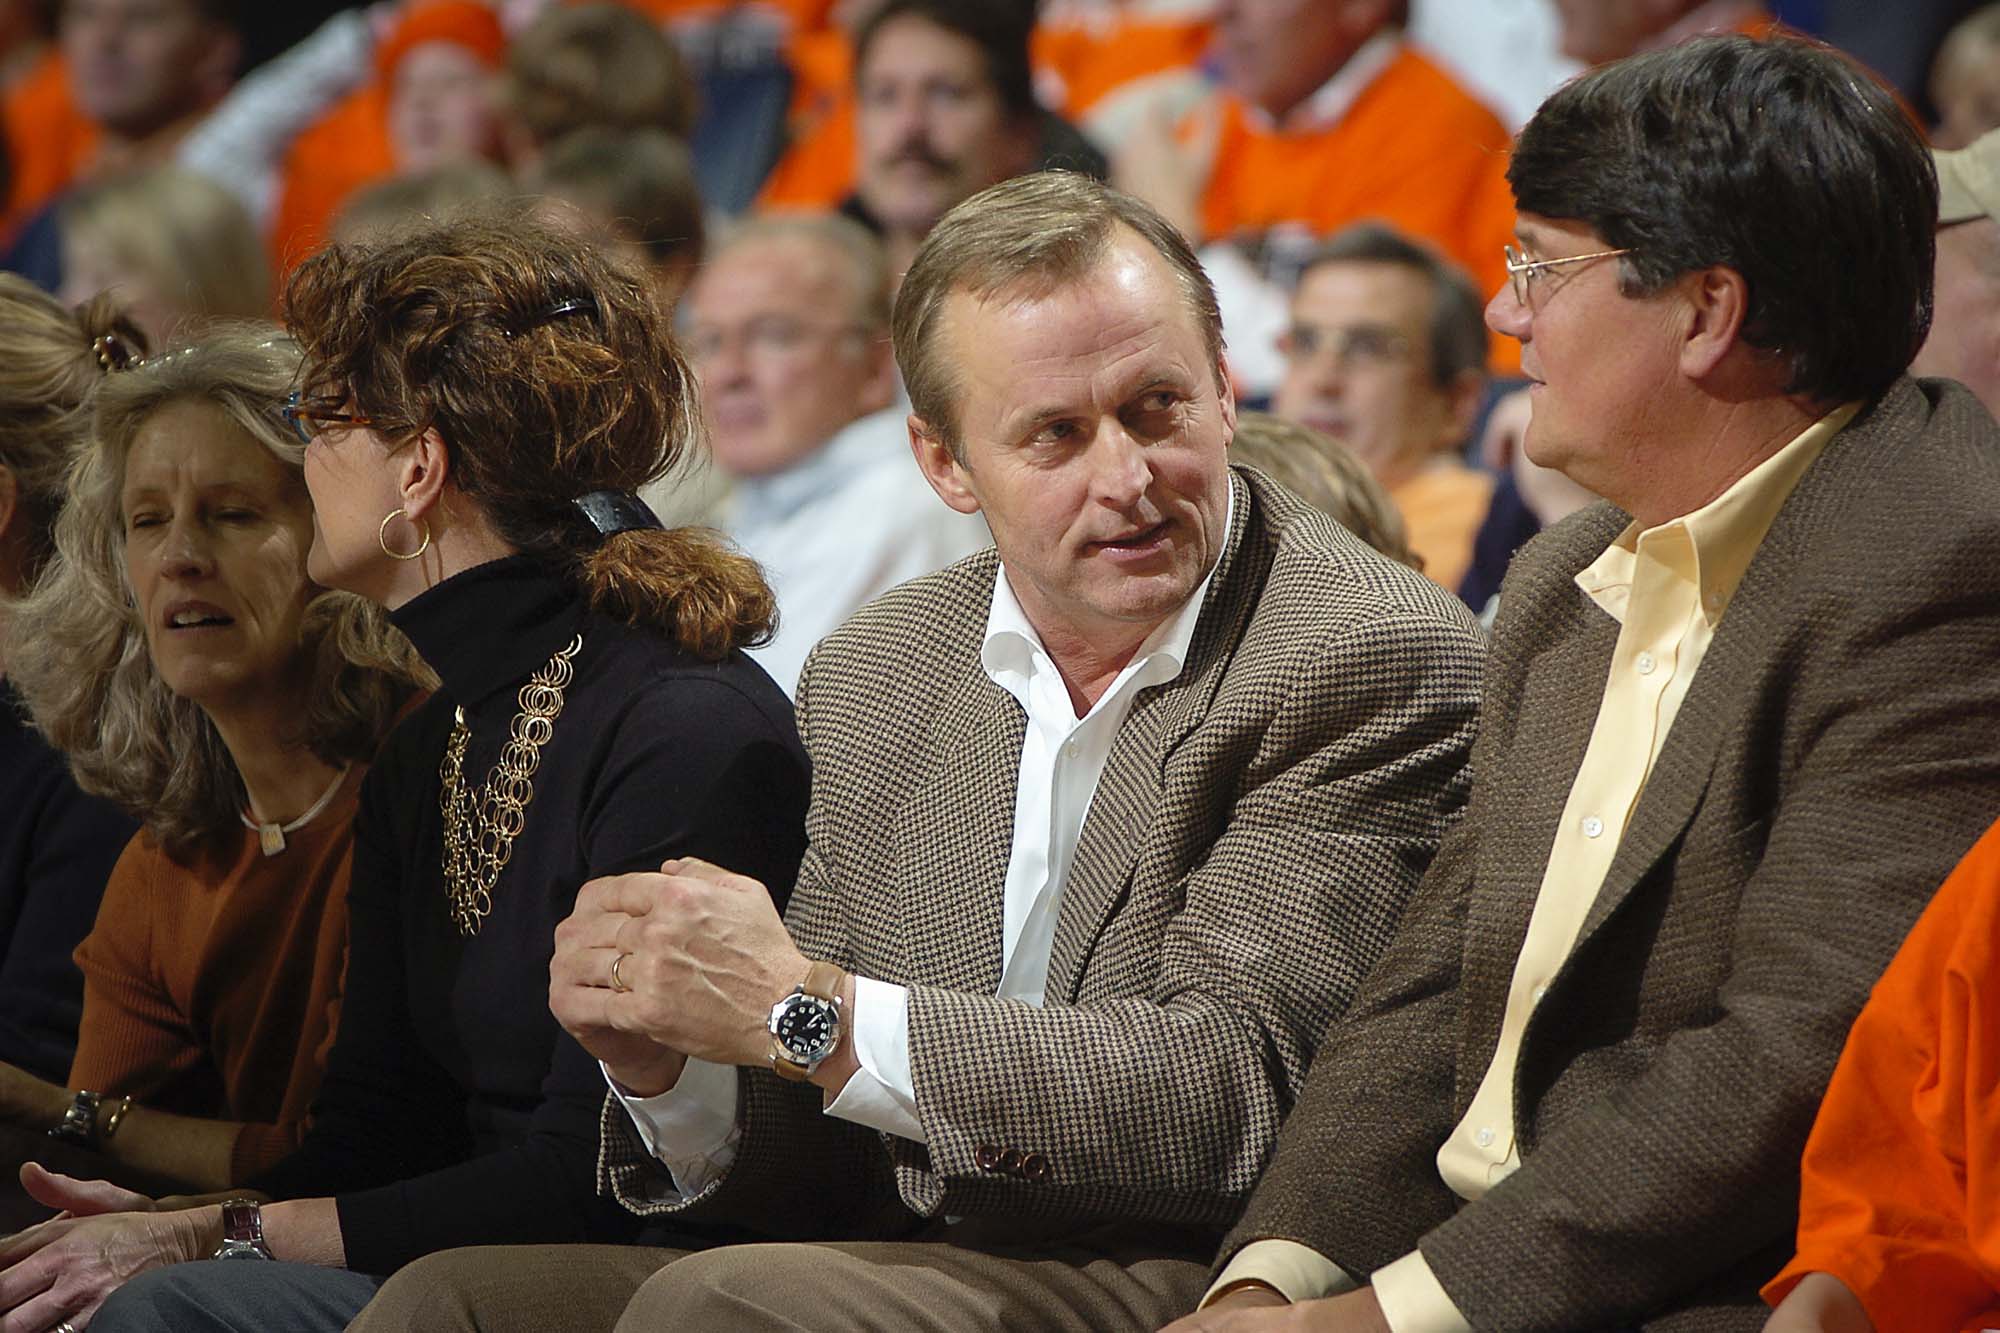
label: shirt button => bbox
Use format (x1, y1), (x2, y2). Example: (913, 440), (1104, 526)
(1532, 983), (1548, 1003)
(1581, 815), (1604, 839)
(1635, 651), (1656, 675)
(1475, 1127), (1496, 1148)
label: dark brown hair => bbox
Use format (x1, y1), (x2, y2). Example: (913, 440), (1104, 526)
(505, 3), (697, 149)
(284, 204), (773, 659)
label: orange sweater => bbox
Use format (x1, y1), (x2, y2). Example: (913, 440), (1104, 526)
(1391, 462), (1494, 595)
(1763, 814), (2000, 1332)
(69, 769), (359, 1181)
(1199, 44), (1518, 371)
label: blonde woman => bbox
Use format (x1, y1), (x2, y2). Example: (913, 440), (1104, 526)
(1, 209), (810, 1333)
(2, 328), (428, 1200)
(0, 276), (143, 1099)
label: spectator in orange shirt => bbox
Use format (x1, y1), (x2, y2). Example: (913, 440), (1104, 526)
(1114, 0), (1516, 397)
(2, 0), (241, 240)
(1271, 223), (1490, 598)
(1760, 814), (2000, 1333)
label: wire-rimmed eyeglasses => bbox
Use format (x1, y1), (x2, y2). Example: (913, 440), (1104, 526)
(1502, 244), (1633, 305)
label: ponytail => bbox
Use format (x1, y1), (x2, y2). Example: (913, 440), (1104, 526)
(576, 526), (776, 661)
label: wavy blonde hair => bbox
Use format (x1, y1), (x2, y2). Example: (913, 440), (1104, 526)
(7, 326), (434, 848)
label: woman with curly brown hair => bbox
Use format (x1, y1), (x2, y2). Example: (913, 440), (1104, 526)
(2, 326), (429, 1203)
(0, 206), (811, 1333)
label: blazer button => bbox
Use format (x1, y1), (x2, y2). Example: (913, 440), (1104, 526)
(998, 1148), (1025, 1174)
(1021, 1153), (1052, 1182)
(975, 1144), (1003, 1172)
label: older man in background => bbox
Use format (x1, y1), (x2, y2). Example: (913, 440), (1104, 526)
(675, 213), (986, 696)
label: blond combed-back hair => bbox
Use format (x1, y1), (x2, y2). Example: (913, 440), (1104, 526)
(892, 171), (1226, 458)
(7, 327), (432, 848)
(283, 203), (774, 660)
(0, 275), (146, 579)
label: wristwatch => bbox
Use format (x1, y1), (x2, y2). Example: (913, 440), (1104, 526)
(211, 1199), (274, 1260)
(47, 1090), (101, 1147)
(767, 960), (846, 1081)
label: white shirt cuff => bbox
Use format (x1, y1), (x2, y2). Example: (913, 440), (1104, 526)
(823, 975), (926, 1143)
(1372, 1249), (1473, 1333)
(605, 1056), (741, 1198)
(1203, 1238), (1357, 1306)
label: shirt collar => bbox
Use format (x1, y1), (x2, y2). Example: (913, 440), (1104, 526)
(725, 407), (907, 533)
(1575, 401), (1860, 625)
(1243, 30), (1401, 134)
(980, 484), (1233, 709)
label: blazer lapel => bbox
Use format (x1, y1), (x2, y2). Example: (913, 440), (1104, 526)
(1043, 471), (1263, 1001)
(893, 670), (1024, 994)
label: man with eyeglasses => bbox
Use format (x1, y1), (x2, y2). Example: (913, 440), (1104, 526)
(1168, 32), (2000, 1333)
(1271, 224), (1490, 595)
(679, 213), (987, 696)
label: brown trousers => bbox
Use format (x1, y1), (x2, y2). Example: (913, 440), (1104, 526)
(346, 1224), (1214, 1332)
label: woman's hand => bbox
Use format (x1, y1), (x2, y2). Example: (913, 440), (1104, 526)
(0, 1164), (212, 1330)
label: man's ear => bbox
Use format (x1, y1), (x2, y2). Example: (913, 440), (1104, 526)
(396, 428), (453, 524)
(1445, 370), (1487, 444)
(1679, 265), (1750, 382)
(1217, 367), (1238, 442)
(908, 415), (980, 516)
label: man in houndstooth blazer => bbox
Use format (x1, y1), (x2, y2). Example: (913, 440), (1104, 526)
(343, 174), (1483, 1331)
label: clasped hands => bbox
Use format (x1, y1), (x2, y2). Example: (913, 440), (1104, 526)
(1158, 1286), (1392, 1333)
(0, 1164), (211, 1331)
(550, 857), (808, 1098)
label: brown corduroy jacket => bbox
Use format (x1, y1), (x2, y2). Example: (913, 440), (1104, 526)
(1216, 378), (2000, 1331)
(598, 466), (1484, 1246)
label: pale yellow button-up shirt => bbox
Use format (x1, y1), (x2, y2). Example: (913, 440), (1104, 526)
(1208, 404), (1860, 1331)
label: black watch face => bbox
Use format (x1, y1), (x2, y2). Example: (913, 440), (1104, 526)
(775, 996), (838, 1061)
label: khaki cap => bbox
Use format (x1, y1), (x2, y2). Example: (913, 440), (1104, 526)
(1937, 128), (2000, 224)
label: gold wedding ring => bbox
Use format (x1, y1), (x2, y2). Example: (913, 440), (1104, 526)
(610, 951), (632, 993)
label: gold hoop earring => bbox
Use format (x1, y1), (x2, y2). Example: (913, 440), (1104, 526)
(379, 508), (431, 561)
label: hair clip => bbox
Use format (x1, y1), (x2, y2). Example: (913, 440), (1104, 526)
(503, 296), (598, 339)
(572, 490), (662, 539)
(92, 332), (137, 373)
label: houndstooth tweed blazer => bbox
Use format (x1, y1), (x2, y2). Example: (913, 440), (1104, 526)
(599, 466), (1485, 1242)
(1217, 378), (2000, 1330)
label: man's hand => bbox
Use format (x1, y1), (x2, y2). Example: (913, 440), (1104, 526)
(551, 858), (808, 1095)
(0, 1165), (210, 1330)
(1161, 1287), (1392, 1332)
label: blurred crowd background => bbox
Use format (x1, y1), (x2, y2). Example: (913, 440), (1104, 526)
(0, 0), (1990, 633)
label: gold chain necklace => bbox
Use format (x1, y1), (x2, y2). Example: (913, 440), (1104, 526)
(438, 632), (583, 936)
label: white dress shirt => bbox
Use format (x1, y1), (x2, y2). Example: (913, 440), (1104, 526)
(718, 408), (990, 698)
(612, 491), (1231, 1195)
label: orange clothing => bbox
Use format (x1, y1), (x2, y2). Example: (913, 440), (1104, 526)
(0, 49), (94, 239)
(1763, 815), (2000, 1332)
(755, 25), (853, 212)
(1031, 9), (1213, 122)
(69, 769), (360, 1182)
(269, 85), (394, 272)
(1390, 462), (1493, 594)
(1198, 44), (1519, 371)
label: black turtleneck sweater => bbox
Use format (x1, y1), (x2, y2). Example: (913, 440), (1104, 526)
(0, 680), (136, 1082)
(249, 557), (809, 1275)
